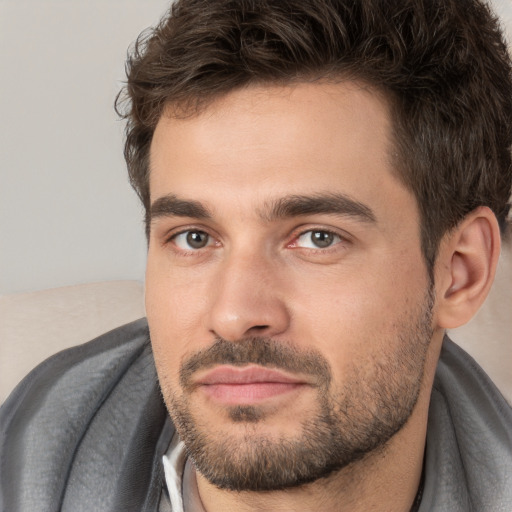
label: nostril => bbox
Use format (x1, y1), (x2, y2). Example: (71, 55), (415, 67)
(252, 325), (269, 332)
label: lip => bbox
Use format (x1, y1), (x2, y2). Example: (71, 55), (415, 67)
(194, 365), (308, 405)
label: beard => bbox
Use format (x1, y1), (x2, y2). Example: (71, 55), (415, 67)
(157, 287), (434, 492)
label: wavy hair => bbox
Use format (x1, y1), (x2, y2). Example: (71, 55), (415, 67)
(116, 0), (512, 271)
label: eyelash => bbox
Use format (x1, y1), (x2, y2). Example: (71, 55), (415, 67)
(165, 226), (350, 255)
(288, 228), (347, 251)
(166, 228), (218, 254)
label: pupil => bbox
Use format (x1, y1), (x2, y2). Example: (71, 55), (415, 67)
(187, 231), (208, 248)
(312, 231), (333, 248)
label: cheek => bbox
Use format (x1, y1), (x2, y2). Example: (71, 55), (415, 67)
(146, 251), (210, 332)
(146, 260), (211, 389)
(287, 255), (427, 365)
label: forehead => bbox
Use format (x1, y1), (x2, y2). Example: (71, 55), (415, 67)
(149, 81), (413, 223)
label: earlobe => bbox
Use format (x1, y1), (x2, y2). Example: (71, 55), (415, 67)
(436, 207), (501, 330)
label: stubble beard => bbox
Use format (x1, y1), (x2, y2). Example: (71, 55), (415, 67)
(158, 289), (434, 492)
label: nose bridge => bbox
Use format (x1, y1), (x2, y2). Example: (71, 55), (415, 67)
(207, 242), (289, 341)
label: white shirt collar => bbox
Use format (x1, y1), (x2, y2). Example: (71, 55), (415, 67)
(162, 434), (207, 512)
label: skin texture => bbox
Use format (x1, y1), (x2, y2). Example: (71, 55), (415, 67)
(145, 82), (496, 511)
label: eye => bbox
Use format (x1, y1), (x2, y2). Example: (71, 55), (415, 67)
(172, 230), (213, 250)
(294, 230), (342, 249)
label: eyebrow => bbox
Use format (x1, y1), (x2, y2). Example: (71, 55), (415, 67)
(261, 193), (377, 224)
(150, 194), (212, 221)
(149, 192), (376, 224)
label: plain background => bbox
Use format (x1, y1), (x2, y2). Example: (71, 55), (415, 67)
(0, 0), (170, 294)
(1, 0), (511, 295)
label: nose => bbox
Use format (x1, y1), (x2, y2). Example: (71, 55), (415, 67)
(206, 249), (290, 342)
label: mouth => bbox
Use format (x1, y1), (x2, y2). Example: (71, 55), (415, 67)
(194, 365), (309, 405)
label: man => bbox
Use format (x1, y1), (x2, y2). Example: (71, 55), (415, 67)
(1, 0), (511, 510)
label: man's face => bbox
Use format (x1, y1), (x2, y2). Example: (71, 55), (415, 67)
(146, 82), (434, 490)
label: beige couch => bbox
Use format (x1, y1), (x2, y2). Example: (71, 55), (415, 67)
(1, 242), (511, 404)
(0, 281), (145, 403)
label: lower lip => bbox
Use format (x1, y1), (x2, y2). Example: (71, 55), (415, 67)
(201, 382), (303, 405)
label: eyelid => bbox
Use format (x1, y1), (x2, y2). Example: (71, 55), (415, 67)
(160, 223), (351, 253)
(163, 223), (214, 241)
(287, 226), (352, 250)
(164, 225), (221, 251)
(173, 230), (212, 250)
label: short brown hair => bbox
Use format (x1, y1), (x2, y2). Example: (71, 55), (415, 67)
(117, 0), (512, 271)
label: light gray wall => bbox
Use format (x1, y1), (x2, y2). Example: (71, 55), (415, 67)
(0, 0), (170, 294)
(495, 0), (512, 48)
(1, 0), (510, 295)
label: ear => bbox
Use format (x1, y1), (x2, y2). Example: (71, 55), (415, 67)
(435, 206), (501, 330)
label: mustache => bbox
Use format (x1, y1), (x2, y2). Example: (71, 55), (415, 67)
(179, 337), (332, 390)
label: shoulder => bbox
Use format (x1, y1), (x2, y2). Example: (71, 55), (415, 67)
(422, 336), (512, 511)
(1, 318), (152, 423)
(0, 319), (171, 512)
(435, 336), (512, 418)
(433, 336), (512, 451)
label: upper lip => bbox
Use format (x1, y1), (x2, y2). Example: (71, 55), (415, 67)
(195, 365), (308, 386)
